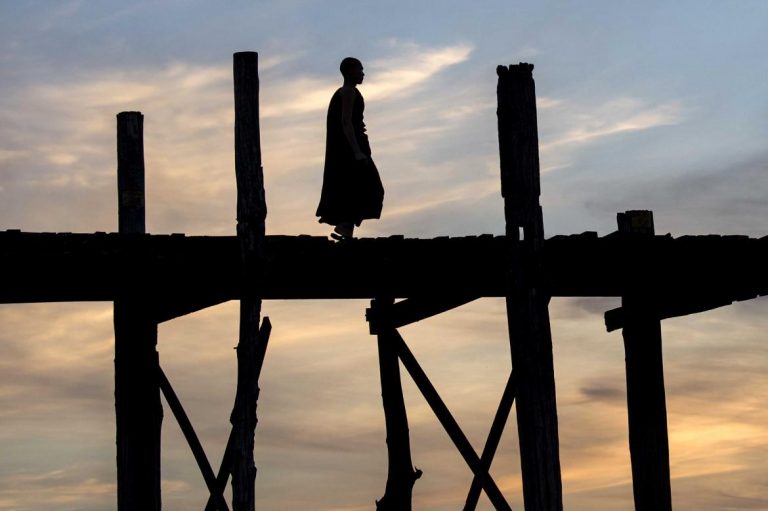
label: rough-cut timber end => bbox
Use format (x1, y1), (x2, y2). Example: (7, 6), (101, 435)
(496, 60), (540, 209)
(116, 111), (146, 235)
(117, 111), (143, 118)
(618, 210), (655, 236)
(496, 62), (534, 76)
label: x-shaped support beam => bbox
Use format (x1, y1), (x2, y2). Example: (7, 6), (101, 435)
(375, 315), (517, 510)
(157, 318), (272, 511)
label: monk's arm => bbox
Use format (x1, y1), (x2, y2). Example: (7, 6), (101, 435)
(340, 87), (366, 160)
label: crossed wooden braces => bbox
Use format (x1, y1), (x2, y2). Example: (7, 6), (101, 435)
(367, 297), (517, 510)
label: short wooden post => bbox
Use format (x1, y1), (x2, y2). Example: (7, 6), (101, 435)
(115, 111), (162, 511)
(231, 51), (267, 511)
(497, 63), (563, 510)
(117, 112), (146, 234)
(618, 210), (672, 511)
(369, 299), (421, 511)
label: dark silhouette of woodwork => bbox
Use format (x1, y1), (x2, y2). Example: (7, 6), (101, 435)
(4, 232), (766, 305)
(1, 52), (767, 510)
(498, 63), (562, 510)
(114, 111), (162, 511)
(367, 306), (513, 510)
(231, 50), (268, 511)
(159, 368), (230, 511)
(371, 298), (422, 511)
(611, 211), (672, 510)
(463, 370), (516, 510)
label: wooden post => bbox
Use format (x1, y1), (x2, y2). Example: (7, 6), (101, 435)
(370, 299), (421, 511)
(115, 111), (162, 511)
(207, 318), (271, 511)
(618, 210), (672, 511)
(231, 51), (267, 511)
(117, 112), (146, 234)
(497, 64), (563, 510)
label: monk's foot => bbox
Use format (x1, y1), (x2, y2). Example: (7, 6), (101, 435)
(333, 223), (354, 238)
(330, 232), (354, 241)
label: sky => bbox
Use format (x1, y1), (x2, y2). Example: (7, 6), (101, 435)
(1, 1), (768, 509)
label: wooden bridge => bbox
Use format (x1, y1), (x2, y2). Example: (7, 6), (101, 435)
(2, 230), (766, 312)
(1, 52), (766, 511)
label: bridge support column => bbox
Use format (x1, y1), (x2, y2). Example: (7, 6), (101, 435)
(231, 51), (267, 511)
(369, 298), (421, 511)
(497, 63), (563, 510)
(617, 210), (673, 511)
(115, 111), (162, 511)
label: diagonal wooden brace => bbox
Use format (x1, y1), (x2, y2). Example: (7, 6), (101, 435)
(205, 317), (271, 511)
(366, 295), (479, 334)
(158, 368), (229, 511)
(464, 370), (516, 511)
(389, 329), (513, 511)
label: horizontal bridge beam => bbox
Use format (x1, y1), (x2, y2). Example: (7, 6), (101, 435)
(1, 231), (767, 311)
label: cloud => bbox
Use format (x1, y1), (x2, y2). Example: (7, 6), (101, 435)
(0, 467), (115, 511)
(578, 150), (768, 236)
(365, 42), (473, 101)
(540, 97), (684, 152)
(260, 42), (473, 118)
(0, 41), (479, 237)
(3, 20), (767, 509)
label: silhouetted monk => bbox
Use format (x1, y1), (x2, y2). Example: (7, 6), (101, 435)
(316, 57), (384, 240)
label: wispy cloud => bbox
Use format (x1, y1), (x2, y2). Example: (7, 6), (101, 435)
(260, 42), (473, 118)
(540, 98), (684, 152)
(577, 150), (768, 236)
(365, 42), (473, 101)
(0, 41), (483, 237)
(0, 470), (114, 510)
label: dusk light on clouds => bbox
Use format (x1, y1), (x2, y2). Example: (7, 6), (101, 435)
(1, 1), (768, 510)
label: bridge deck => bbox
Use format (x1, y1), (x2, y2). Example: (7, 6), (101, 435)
(2, 230), (766, 310)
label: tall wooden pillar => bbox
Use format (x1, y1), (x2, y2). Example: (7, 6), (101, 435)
(618, 210), (672, 511)
(115, 111), (162, 511)
(231, 51), (267, 511)
(497, 64), (563, 510)
(370, 299), (421, 511)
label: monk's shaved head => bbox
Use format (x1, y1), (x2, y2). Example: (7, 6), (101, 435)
(340, 57), (362, 77)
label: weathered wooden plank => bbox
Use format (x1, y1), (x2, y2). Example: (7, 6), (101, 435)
(498, 63), (562, 510)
